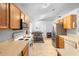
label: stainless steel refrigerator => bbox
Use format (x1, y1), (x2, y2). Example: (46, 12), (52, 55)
(52, 23), (67, 47)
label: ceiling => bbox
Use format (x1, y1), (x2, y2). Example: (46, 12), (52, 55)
(16, 3), (79, 22)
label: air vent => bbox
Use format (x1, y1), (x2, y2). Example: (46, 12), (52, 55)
(52, 9), (55, 11)
(58, 16), (61, 18)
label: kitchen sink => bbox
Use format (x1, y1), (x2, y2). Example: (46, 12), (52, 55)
(19, 38), (29, 41)
(25, 39), (29, 41)
(19, 38), (24, 40)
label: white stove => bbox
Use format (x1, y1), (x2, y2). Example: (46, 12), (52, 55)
(12, 32), (33, 56)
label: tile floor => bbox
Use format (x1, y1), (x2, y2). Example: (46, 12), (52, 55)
(31, 38), (57, 56)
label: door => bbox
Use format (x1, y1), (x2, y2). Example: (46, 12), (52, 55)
(10, 4), (20, 29)
(0, 3), (9, 29)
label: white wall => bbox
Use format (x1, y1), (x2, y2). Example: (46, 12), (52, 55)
(31, 21), (46, 37)
(45, 21), (53, 32)
(0, 30), (13, 42)
(31, 20), (53, 37)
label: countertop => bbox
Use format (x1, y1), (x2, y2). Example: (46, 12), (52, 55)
(59, 35), (79, 43)
(0, 40), (29, 56)
(57, 43), (79, 56)
(57, 35), (79, 56)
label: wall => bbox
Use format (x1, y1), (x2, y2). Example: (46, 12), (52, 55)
(45, 20), (53, 33)
(67, 29), (77, 35)
(31, 20), (53, 37)
(31, 21), (46, 37)
(0, 30), (13, 42)
(0, 29), (25, 42)
(76, 9), (79, 35)
(13, 30), (25, 41)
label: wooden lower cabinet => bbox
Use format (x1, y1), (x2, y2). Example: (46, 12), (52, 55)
(22, 44), (29, 56)
(56, 36), (64, 48)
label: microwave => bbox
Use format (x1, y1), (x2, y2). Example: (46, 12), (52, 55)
(20, 19), (28, 30)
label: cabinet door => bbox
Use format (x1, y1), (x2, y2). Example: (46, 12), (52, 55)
(66, 15), (72, 29)
(0, 3), (9, 29)
(56, 36), (64, 48)
(58, 36), (64, 48)
(63, 15), (76, 29)
(22, 44), (29, 56)
(24, 45), (29, 56)
(21, 12), (25, 22)
(70, 15), (76, 28)
(63, 16), (68, 29)
(10, 4), (20, 29)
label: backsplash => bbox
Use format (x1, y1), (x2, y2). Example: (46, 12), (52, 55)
(67, 28), (77, 36)
(0, 30), (25, 42)
(0, 30), (13, 42)
(13, 31), (25, 41)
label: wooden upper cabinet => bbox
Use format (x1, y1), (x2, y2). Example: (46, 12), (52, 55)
(0, 3), (30, 30)
(55, 20), (59, 24)
(56, 19), (63, 24)
(59, 19), (63, 24)
(21, 12), (25, 22)
(63, 16), (68, 29)
(63, 15), (76, 29)
(0, 3), (9, 29)
(71, 15), (76, 28)
(10, 4), (21, 29)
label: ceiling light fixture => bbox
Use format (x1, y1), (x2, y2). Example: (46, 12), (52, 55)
(58, 16), (61, 18)
(39, 14), (46, 19)
(42, 3), (50, 8)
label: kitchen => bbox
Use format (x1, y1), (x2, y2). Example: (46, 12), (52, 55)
(0, 3), (79, 56)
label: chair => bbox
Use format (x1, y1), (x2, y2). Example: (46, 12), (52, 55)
(33, 31), (43, 42)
